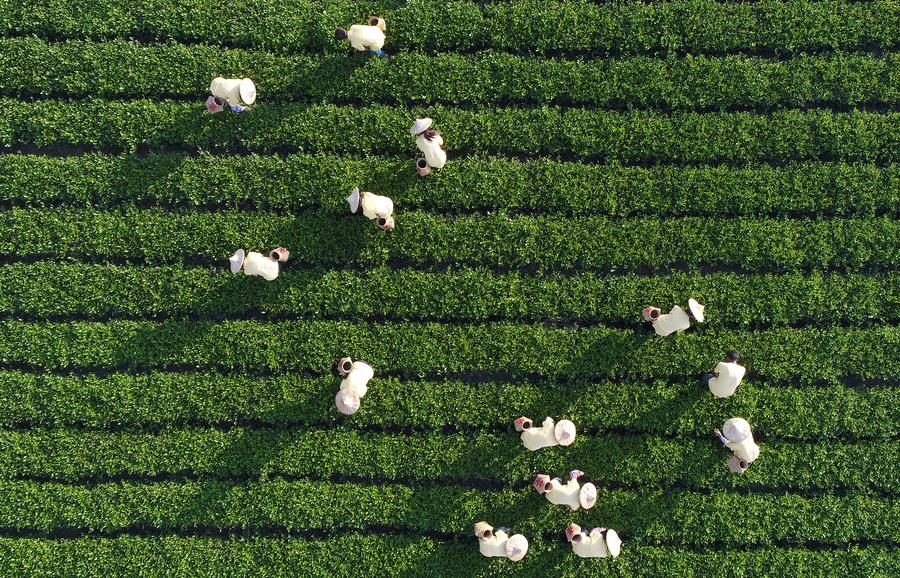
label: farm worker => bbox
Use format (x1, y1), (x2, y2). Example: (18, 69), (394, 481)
(702, 349), (746, 398)
(566, 524), (622, 558)
(533, 470), (597, 511)
(228, 248), (288, 281)
(643, 298), (705, 336)
(514, 416), (576, 451)
(715, 417), (760, 470)
(411, 118), (447, 174)
(335, 16), (387, 56)
(473, 522), (529, 561)
(207, 77), (256, 113)
(346, 187), (395, 231)
(335, 357), (375, 415)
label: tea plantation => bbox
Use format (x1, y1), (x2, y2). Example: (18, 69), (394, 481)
(0, 0), (897, 576)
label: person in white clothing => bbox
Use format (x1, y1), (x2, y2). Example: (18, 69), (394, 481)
(715, 417), (760, 473)
(514, 416), (576, 451)
(473, 522), (528, 561)
(533, 470), (597, 511)
(228, 248), (288, 281)
(206, 77), (256, 113)
(335, 357), (375, 415)
(643, 298), (705, 336)
(702, 349), (746, 398)
(335, 16), (386, 56)
(565, 523), (622, 558)
(346, 187), (395, 231)
(411, 118), (447, 175)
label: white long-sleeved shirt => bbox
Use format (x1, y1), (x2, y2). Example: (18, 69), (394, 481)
(360, 193), (393, 221)
(572, 531), (609, 558)
(520, 417), (558, 451)
(478, 530), (509, 557)
(416, 133), (447, 168)
(347, 24), (385, 51)
(653, 305), (690, 336)
(726, 435), (760, 463)
(242, 251), (279, 281)
(708, 361), (746, 398)
(545, 478), (581, 510)
(341, 361), (374, 397)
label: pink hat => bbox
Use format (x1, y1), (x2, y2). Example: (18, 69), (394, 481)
(642, 306), (661, 322)
(205, 95), (225, 113)
(514, 417), (532, 432)
(533, 474), (550, 494)
(565, 523), (582, 543)
(335, 389), (360, 415)
(554, 420), (576, 445)
(579, 483), (597, 510)
(505, 534), (528, 561)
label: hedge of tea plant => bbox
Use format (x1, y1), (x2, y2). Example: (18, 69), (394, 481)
(0, 0), (896, 575)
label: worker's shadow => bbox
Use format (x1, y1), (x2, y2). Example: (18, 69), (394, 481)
(513, 329), (726, 541)
(104, 208), (376, 530)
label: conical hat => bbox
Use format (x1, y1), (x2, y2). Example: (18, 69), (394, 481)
(605, 529), (622, 557)
(505, 534), (528, 561)
(346, 187), (360, 213)
(554, 420), (576, 446)
(723, 417), (751, 442)
(239, 78), (256, 105)
(579, 483), (597, 510)
(335, 389), (360, 415)
(229, 249), (245, 274)
(688, 298), (705, 322)
(410, 117), (432, 135)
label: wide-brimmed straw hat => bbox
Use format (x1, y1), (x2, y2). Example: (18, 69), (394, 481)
(505, 534), (528, 561)
(723, 417), (752, 442)
(605, 529), (622, 557)
(239, 78), (256, 105)
(346, 187), (361, 213)
(335, 389), (360, 415)
(579, 483), (597, 510)
(229, 249), (245, 274)
(555, 420), (576, 446)
(410, 117), (433, 135)
(688, 298), (705, 322)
